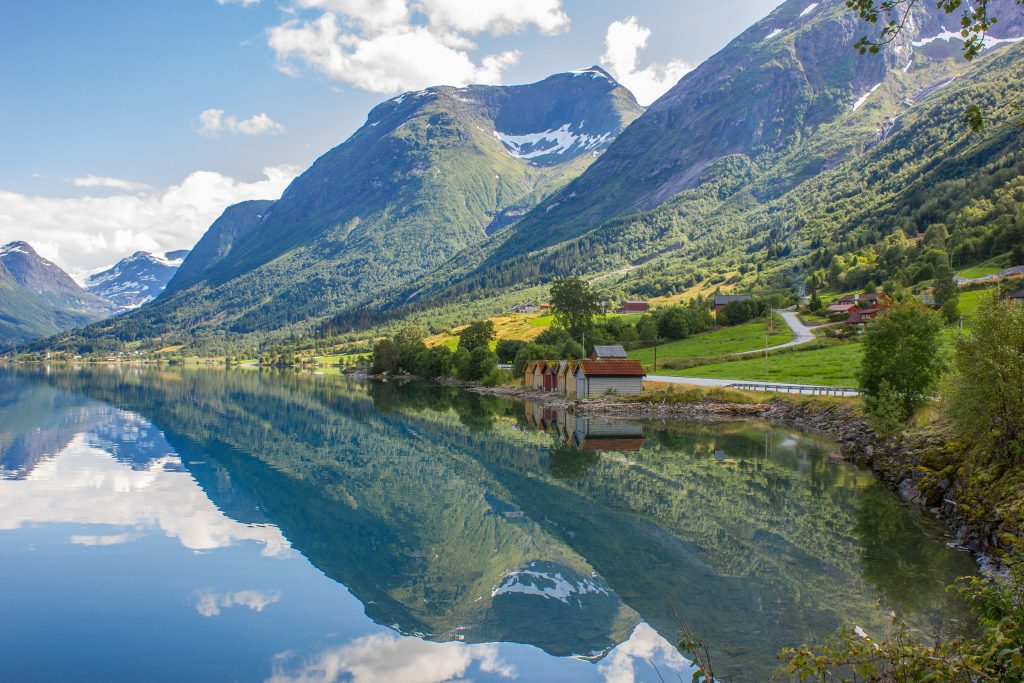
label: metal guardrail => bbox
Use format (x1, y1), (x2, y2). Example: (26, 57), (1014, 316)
(727, 382), (859, 397)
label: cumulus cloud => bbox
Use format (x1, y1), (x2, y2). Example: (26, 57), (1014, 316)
(266, 0), (566, 94)
(217, 0), (260, 6)
(0, 430), (295, 558)
(266, 632), (516, 683)
(199, 109), (286, 136)
(71, 175), (151, 192)
(598, 623), (694, 683)
(601, 16), (691, 106)
(0, 165), (299, 273)
(194, 589), (283, 617)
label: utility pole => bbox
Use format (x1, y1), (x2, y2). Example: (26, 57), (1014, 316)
(959, 315), (964, 333)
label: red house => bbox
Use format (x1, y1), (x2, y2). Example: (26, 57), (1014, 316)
(845, 308), (880, 326)
(827, 302), (859, 314)
(616, 300), (650, 314)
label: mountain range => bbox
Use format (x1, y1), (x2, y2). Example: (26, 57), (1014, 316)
(85, 250), (190, 310)
(11, 0), (1024, 353)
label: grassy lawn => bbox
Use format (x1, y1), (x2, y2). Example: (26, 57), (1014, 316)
(957, 266), (1003, 279)
(656, 342), (863, 387)
(629, 315), (794, 369)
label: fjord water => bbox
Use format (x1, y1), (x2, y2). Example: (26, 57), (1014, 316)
(0, 368), (975, 683)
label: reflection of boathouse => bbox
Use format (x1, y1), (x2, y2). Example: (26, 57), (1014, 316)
(522, 401), (645, 452)
(573, 418), (645, 452)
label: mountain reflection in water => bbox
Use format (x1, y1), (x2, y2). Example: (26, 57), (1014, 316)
(0, 368), (976, 683)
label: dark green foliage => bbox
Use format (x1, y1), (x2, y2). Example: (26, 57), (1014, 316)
(457, 320), (495, 353)
(415, 345), (453, 379)
(371, 339), (400, 374)
(859, 302), (945, 423)
(716, 299), (770, 327)
(933, 260), (960, 323)
(550, 277), (600, 340)
(456, 347), (498, 381)
(944, 291), (1024, 464)
(495, 339), (526, 363)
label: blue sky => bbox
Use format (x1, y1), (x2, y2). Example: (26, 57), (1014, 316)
(0, 0), (783, 272)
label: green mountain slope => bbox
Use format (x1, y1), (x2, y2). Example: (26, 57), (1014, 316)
(0, 242), (116, 349)
(79, 69), (642, 346)
(397, 0), (1024, 310)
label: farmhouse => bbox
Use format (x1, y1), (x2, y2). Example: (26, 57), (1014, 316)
(712, 294), (751, 313)
(845, 308), (880, 326)
(616, 300), (650, 314)
(858, 292), (882, 307)
(590, 345), (628, 360)
(573, 360), (646, 398)
(827, 302), (859, 314)
(835, 293), (858, 306)
(1007, 288), (1024, 304)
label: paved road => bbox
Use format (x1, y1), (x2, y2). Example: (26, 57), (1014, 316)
(645, 375), (858, 396)
(725, 310), (816, 356)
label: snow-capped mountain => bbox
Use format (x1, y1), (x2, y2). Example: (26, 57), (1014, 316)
(84, 250), (189, 310)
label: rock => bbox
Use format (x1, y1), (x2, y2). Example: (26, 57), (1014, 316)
(899, 478), (924, 506)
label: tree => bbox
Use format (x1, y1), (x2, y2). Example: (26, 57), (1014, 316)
(933, 259), (960, 324)
(415, 345), (453, 379)
(550, 277), (600, 340)
(371, 338), (400, 374)
(859, 302), (945, 425)
(457, 320), (495, 353)
(495, 339), (525, 363)
(943, 291), (1024, 464)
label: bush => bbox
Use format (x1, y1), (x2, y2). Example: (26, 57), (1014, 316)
(943, 291), (1024, 464)
(414, 345), (453, 379)
(371, 339), (400, 374)
(859, 302), (945, 423)
(495, 339), (525, 363)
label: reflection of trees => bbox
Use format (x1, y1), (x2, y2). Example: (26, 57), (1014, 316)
(547, 440), (599, 480)
(16, 366), (977, 680)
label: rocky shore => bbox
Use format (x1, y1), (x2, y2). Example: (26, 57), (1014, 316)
(471, 383), (1005, 565)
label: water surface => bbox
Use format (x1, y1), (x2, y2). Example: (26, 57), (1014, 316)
(0, 368), (975, 682)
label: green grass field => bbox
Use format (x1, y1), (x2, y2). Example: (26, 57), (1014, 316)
(655, 342), (863, 387)
(957, 266), (1003, 279)
(628, 315), (794, 369)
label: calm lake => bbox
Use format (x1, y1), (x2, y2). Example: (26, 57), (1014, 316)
(0, 367), (976, 682)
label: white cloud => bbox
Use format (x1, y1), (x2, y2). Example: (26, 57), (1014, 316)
(266, 0), (566, 94)
(0, 165), (299, 273)
(194, 589), (283, 617)
(598, 623), (694, 683)
(601, 17), (691, 106)
(266, 632), (516, 683)
(269, 13), (519, 93)
(417, 0), (569, 35)
(296, 0), (410, 32)
(217, 0), (260, 6)
(71, 175), (151, 192)
(0, 430), (295, 558)
(199, 109), (286, 136)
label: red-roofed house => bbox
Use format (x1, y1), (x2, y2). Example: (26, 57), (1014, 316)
(616, 301), (650, 314)
(845, 308), (880, 326)
(573, 360), (646, 398)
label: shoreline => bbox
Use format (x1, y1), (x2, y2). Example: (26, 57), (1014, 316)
(470, 383), (1002, 568)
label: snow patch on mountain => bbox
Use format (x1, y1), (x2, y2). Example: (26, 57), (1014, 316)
(85, 250), (189, 310)
(852, 82), (882, 112)
(764, 28), (784, 41)
(799, 3), (819, 18)
(491, 568), (609, 604)
(493, 124), (612, 161)
(912, 27), (1024, 49)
